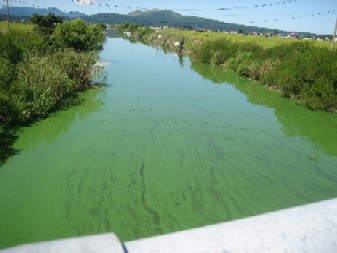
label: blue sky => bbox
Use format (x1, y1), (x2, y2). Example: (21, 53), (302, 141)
(7, 0), (337, 34)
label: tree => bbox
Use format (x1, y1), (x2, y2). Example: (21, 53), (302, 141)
(128, 23), (138, 33)
(90, 24), (107, 50)
(31, 13), (63, 35)
(120, 22), (129, 29)
(52, 19), (106, 51)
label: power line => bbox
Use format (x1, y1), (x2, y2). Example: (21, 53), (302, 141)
(215, 0), (336, 33)
(218, 0), (297, 11)
(260, 9), (336, 23)
(317, 1), (337, 34)
(5, 0), (337, 34)
(318, 16), (332, 35)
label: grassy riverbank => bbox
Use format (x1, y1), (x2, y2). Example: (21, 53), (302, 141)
(154, 29), (332, 49)
(0, 22), (35, 32)
(0, 17), (106, 126)
(125, 27), (336, 113)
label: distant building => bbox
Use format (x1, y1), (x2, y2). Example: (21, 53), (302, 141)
(290, 32), (297, 37)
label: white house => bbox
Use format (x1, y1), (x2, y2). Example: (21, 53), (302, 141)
(123, 32), (132, 37)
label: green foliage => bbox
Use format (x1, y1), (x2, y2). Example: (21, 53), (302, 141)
(0, 32), (24, 64)
(120, 22), (129, 29)
(52, 19), (106, 51)
(128, 23), (138, 33)
(0, 15), (107, 126)
(31, 13), (64, 35)
(1, 49), (103, 124)
(51, 49), (103, 90)
(192, 39), (245, 65)
(191, 42), (212, 64)
(228, 52), (261, 79)
(117, 22), (140, 35)
(269, 45), (337, 111)
(136, 27), (154, 39)
(0, 22), (35, 32)
(10, 53), (74, 122)
(191, 39), (337, 112)
(0, 30), (47, 60)
(0, 57), (16, 91)
(0, 30), (47, 93)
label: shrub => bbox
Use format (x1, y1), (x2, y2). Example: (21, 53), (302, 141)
(0, 57), (16, 91)
(0, 30), (47, 61)
(52, 19), (106, 51)
(0, 16), (107, 126)
(0, 50), (104, 125)
(50, 49), (103, 90)
(128, 23), (138, 33)
(191, 41), (213, 64)
(10, 53), (74, 121)
(0, 32), (24, 64)
(31, 13), (64, 35)
(210, 51), (225, 66)
(190, 37), (336, 112)
(137, 28), (154, 39)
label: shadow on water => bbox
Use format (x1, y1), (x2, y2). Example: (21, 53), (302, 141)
(0, 130), (20, 167)
(106, 29), (121, 38)
(191, 61), (337, 156)
(0, 88), (106, 166)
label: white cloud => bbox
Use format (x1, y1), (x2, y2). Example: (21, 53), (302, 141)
(75, 0), (95, 5)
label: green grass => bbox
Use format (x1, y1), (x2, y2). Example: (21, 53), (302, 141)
(154, 29), (331, 49)
(135, 27), (336, 112)
(0, 22), (35, 32)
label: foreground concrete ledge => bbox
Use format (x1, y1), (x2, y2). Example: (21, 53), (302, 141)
(126, 198), (337, 253)
(2, 198), (337, 253)
(1, 233), (125, 253)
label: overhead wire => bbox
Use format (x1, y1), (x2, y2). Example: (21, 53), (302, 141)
(218, 0), (296, 11)
(217, 0), (336, 33)
(317, 1), (337, 35)
(5, 0), (337, 34)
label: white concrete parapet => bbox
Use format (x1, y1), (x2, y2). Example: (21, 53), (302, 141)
(1, 233), (125, 253)
(1, 198), (337, 253)
(126, 198), (337, 253)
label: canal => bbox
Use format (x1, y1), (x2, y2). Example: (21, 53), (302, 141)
(1, 37), (337, 249)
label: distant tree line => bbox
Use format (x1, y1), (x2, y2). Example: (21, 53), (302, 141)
(0, 14), (106, 125)
(117, 22), (138, 33)
(116, 22), (155, 40)
(191, 39), (337, 112)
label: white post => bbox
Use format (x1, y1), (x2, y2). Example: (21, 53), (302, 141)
(6, 0), (10, 31)
(331, 18), (337, 50)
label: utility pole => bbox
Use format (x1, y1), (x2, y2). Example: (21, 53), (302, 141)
(332, 18), (337, 50)
(6, 0), (10, 31)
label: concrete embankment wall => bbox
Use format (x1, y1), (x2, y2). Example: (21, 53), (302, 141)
(2, 198), (337, 253)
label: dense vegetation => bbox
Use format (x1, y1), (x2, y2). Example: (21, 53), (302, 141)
(120, 26), (335, 112)
(0, 14), (106, 126)
(190, 39), (337, 112)
(116, 22), (155, 41)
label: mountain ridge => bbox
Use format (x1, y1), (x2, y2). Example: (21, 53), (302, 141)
(0, 7), (85, 18)
(84, 10), (282, 34)
(1, 7), (315, 35)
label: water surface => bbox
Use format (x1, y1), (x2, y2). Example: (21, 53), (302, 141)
(1, 38), (337, 249)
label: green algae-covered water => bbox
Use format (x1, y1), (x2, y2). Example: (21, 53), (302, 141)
(1, 38), (337, 249)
